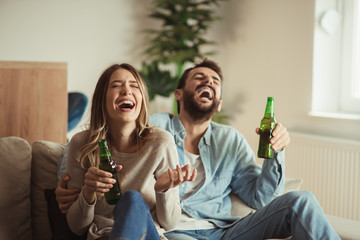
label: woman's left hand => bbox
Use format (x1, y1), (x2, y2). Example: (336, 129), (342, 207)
(154, 164), (197, 193)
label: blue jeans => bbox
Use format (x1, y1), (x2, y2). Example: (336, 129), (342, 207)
(164, 191), (340, 240)
(110, 191), (160, 240)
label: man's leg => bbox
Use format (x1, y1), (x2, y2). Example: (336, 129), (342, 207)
(110, 191), (160, 240)
(164, 230), (198, 240)
(223, 191), (340, 240)
(165, 229), (224, 240)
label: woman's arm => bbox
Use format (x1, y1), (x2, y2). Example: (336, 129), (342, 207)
(153, 135), (196, 230)
(154, 141), (181, 230)
(65, 133), (95, 236)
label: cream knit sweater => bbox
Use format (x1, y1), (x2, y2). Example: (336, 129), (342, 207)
(66, 128), (181, 239)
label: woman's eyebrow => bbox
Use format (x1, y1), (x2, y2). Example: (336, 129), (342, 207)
(110, 80), (123, 84)
(129, 80), (138, 84)
(110, 79), (137, 84)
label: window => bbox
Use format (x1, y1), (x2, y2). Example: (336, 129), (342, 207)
(340, 0), (360, 112)
(312, 0), (360, 118)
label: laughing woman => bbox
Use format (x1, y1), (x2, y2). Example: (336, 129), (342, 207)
(66, 64), (193, 240)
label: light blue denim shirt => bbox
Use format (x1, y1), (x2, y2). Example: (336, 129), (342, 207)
(150, 113), (285, 228)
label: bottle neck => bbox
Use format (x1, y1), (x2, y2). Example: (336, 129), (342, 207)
(264, 99), (274, 118)
(99, 140), (111, 158)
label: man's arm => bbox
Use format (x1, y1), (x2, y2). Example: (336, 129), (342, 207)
(231, 123), (290, 209)
(55, 173), (80, 214)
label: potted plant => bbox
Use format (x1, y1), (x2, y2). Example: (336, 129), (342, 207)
(140, 0), (229, 123)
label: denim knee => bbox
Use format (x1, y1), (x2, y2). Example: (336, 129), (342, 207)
(282, 190), (319, 210)
(114, 190), (148, 213)
(122, 190), (143, 202)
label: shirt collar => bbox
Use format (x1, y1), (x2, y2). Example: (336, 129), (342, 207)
(172, 115), (213, 146)
(172, 115), (187, 137)
(202, 122), (212, 146)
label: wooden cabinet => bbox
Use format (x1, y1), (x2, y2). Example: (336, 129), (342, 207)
(0, 61), (67, 145)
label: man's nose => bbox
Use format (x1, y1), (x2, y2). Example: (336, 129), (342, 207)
(203, 76), (213, 85)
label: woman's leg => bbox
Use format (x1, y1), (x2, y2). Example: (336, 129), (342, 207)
(110, 191), (160, 240)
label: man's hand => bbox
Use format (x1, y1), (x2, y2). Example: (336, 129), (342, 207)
(256, 122), (291, 151)
(55, 173), (80, 214)
(154, 164), (197, 193)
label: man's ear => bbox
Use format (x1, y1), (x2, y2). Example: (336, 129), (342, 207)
(175, 89), (182, 101)
(217, 99), (223, 112)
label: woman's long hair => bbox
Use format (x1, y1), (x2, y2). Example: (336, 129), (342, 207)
(79, 63), (151, 168)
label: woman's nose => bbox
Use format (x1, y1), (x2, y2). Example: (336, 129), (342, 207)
(120, 85), (131, 95)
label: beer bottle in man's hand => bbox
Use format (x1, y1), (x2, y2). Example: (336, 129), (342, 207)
(98, 139), (122, 205)
(257, 97), (277, 159)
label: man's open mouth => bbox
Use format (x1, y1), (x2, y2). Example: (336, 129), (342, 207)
(197, 88), (214, 101)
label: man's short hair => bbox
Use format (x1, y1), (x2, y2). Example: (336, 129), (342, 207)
(176, 59), (223, 90)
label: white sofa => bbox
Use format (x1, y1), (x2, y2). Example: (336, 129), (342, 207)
(0, 136), (359, 240)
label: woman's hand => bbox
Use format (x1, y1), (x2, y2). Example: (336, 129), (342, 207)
(83, 165), (122, 204)
(154, 164), (197, 193)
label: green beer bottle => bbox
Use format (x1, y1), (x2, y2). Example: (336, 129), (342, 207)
(257, 97), (277, 159)
(98, 139), (122, 205)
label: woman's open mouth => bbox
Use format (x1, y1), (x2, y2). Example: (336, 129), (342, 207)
(117, 100), (135, 111)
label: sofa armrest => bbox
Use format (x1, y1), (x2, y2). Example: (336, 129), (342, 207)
(0, 137), (32, 240)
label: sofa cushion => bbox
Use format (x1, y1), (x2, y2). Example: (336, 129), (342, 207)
(327, 215), (360, 240)
(45, 188), (87, 240)
(31, 140), (65, 240)
(0, 136), (32, 240)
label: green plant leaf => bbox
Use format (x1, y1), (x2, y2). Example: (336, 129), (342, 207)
(140, 61), (178, 101)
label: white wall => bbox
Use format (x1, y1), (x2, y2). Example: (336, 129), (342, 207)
(210, 0), (360, 154)
(1, 0), (359, 150)
(0, 0), (153, 137)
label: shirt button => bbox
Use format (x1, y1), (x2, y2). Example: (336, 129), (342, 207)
(177, 142), (182, 146)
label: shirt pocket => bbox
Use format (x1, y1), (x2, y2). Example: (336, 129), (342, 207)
(198, 170), (233, 199)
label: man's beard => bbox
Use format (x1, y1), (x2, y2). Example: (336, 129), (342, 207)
(182, 87), (220, 123)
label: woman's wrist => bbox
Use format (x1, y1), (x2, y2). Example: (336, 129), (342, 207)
(82, 187), (96, 205)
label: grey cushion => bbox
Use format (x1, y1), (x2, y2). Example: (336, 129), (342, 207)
(327, 215), (360, 240)
(0, 137), (32, 240)
(31, 140), (65, 240)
